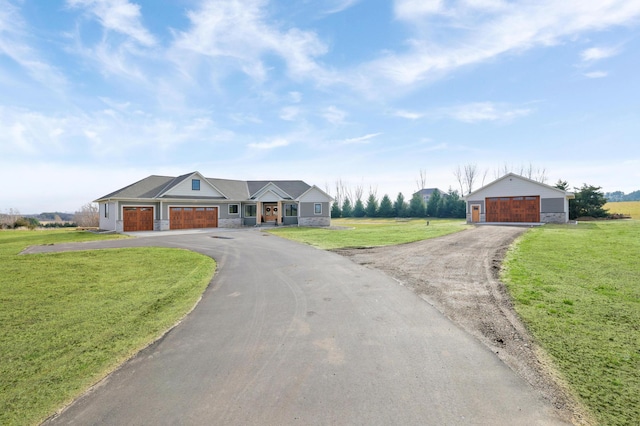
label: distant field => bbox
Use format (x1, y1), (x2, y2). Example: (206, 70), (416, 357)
(605, 201), (640, 219)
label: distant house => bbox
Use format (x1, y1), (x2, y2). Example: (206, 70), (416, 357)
(95, 171), (333, 232)
(414, 188), (443, 204)
(463, 173), (574, 224)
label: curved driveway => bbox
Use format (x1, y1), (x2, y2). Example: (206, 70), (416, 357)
(35, 229), (567, 425)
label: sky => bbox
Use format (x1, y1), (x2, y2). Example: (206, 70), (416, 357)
(1, 0), (639, 213)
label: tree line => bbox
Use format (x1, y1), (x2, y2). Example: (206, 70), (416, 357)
(331, 189), (466, 219)
(1, 203), (99, 230)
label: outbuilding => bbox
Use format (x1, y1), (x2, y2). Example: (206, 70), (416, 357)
(464, 173), (574, 224)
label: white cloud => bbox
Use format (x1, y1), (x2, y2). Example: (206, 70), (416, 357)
(441, 102), (532, 123)
(584, 70), (608, 78)
(580, 46), (619, 62)
(248, 138), (290, 149)
(289, 91), (303, 103)
(358, 1), (640, 89)
(342, 133), (381, 144)
(0, 1), (68, 89)
(323, 106), (347, 124)
(394, 0), (444, 21)
(280, 106), (300, 121)
(322, 0), (361, 15)
(172, 0), (328, 81)
(394, 110), (424, 120)
(66, 0), (156, 46)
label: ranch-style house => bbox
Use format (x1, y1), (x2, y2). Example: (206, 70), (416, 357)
(464, 173), (575, 224)
(95, 171), (333, 232)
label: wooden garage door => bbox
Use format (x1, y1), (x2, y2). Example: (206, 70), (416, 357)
(486, 196), (540, 222)
(123, 207), (154, 231)
(170, 207), (218, 230)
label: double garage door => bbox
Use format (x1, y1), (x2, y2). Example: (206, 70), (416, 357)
(486, 196), (540, 222)
(170, 207), (218, 230)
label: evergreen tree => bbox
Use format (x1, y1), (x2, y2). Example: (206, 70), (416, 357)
(331, 201), (342, 218)
(378, 194), (395, 218)
(341, 198), (353, 218)
(365, 194), (378, 217)
(408, 193), (426, 217)
(426, 189), (441, 217)
(353, 198), (366, 217)
(570, 184), (608, 219)
(554, 179), (570, 191)
(393, 193), (408, 217)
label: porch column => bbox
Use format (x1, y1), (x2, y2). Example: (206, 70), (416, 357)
(257, 201), (262, 225)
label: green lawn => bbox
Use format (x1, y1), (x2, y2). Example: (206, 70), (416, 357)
(267, 218), (469, 249)
(0, 230), (215, 426)
(501, 221), (640, 425)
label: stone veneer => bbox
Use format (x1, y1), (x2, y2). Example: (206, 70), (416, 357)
(540, 212), (566, 223)
(218, 218), (243, 228)
(299, 217), (331, 227)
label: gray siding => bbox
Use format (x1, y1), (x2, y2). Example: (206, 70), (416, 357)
(300, 202), (330, 217)
(541, 197), (565, 213)
(467, 200), (485, 213)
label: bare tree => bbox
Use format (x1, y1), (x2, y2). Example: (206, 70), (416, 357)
(74, 203), (99, 228)
(416, 169), (427, 190)
(453, 165), (464, 196)
(1, 208), (21, 228)
(368, 185), (378, 199)
(463, 163), (478, 195)
(353, 182), (364, 202)
(480, 168), (489, 187)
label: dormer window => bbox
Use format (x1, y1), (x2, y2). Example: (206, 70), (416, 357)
(192, 179), (200, 191)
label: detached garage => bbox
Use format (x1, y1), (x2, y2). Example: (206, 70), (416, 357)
(464, 173), (574, 224)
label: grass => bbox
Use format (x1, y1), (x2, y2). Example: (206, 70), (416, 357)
(501, 221), (640, 425)
(267, 217), (469, 249)
(0, 230), (215, 426)
(605, 201), (640, 219)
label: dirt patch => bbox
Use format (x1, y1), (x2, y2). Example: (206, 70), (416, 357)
(334, 225), (591, 425)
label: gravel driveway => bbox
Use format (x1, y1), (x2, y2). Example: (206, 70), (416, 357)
(335, 225), (587, 424)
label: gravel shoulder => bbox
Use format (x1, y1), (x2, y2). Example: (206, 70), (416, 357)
(334, 225), (591, 425)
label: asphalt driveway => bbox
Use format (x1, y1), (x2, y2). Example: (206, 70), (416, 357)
(33, 229), (568, 425)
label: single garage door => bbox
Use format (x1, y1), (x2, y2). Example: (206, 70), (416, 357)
(486, 196), (540, 222)
(123, 207), (154, 231)
(170, 207), (218, 230)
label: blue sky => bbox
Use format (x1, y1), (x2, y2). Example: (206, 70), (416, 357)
(1, 0), (639, 213)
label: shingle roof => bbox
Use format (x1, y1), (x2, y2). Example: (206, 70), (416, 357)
(95, 174), (311, 202)
(247, 180), (311, 199)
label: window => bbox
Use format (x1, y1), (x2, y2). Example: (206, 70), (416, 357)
(314, 203), (322, 215)
(244, 205), (256, 217)
(285, 204), (298, 217)
(192, 179), (200, 191)
(229, 204), (239, 214)
(104, 203), (109, 218)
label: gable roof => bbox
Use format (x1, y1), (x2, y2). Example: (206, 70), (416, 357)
(413, 188), (442, 197)
(464, 172), (573, 200)
(95, 173), (317, 203)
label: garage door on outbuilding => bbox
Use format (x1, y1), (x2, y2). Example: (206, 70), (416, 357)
(486, 196), (539, 222)
(170, 207), (218, 230)
(123, 207), (154, 232)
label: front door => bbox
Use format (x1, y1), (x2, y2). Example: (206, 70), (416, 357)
(471, 205), (480, 222)
(263, 203), (278, 223)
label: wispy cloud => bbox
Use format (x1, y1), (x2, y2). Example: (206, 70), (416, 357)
(66, 0), (156, 46)
(583, 71), (608, 79)
(280, 106), (300, 121)
(342, 132), (381, 144)
(248, 138), (290, 149)
(394, 110), (424, 120)
(323, 106), (347, 124)
(441, 102), (532, 123)
(172, 0), (328, 82)
(322, 0), (361, 15)
(354, 1), (640, 90)
(580, 46), (619, 62)
(0, 1), (68, 89)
